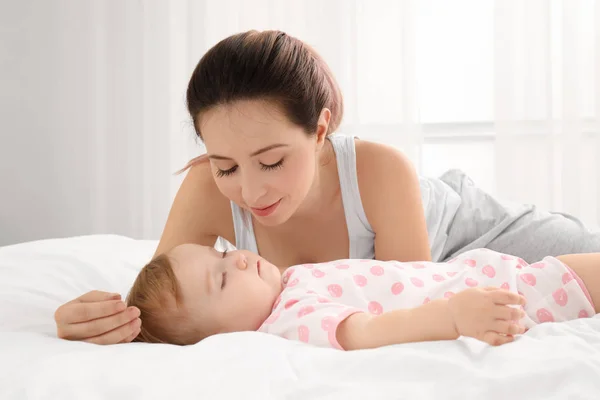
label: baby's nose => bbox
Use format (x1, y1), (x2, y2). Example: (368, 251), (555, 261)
(235, 253), (248, 271)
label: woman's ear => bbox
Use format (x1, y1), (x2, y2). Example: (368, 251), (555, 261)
(315, 108), (331, 151)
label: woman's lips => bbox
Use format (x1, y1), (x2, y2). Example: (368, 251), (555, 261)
(251, 199), (281, 217)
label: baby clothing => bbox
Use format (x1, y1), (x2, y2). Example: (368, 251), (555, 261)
(257, 249), (595, 349)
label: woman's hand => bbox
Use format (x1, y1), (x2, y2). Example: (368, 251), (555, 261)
(54, 291), (141, 345)
(448, 287), (527, 346)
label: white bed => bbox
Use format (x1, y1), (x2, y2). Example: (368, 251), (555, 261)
(1, 235), (599, 399)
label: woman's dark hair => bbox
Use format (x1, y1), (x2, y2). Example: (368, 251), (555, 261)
(186, 30), (343, 139)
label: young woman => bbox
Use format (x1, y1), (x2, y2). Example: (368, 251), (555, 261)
(53, 30), (600, 345)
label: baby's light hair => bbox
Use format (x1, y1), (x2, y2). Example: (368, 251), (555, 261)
(126, 253), (210, 345)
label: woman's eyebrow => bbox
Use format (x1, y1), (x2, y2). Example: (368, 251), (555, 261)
(208, 143), (288, 160)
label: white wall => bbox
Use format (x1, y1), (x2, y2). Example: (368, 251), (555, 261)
(0, 0), (197, 246)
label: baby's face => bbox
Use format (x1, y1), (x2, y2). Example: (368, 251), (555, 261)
(167, 244), (282, 334)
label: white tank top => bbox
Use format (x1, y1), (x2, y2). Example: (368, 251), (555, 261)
(228, 134), (376, 260)
(222, 134), (461, 262)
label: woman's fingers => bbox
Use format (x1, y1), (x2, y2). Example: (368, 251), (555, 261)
(74, 290), (121, 304)
(84, 318), (142, 345)
(58, 306), (140, 340)
(119, 325), (141, 344)
(56, 299), (127, 325)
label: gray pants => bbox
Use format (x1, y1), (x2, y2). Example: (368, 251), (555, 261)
(438, 170), (600, 263)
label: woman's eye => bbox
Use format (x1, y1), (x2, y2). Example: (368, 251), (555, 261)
(260, 159), (284, 171)
(216, 166), (237, 177)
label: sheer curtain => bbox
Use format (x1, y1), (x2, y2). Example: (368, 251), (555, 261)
(4, 0), (597, 245)
(65, 0), (600, 239)
(190, 0), (600, 231)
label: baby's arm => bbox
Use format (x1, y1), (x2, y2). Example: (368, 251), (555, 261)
(338, 287), (527, 350)
(337, 299), (457, 350)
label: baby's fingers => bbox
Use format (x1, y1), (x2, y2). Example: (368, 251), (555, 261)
(490, 290), (526, 306)
(493, 305), (525, 321)
(491, 320), (526, 336)
(482, 331), (515, 346)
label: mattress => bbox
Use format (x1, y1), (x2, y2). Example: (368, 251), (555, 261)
(1, 235), (599, 399)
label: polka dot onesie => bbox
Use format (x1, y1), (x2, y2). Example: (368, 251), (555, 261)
(257, 249), (595, 349)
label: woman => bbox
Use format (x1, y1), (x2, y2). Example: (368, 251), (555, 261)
(53, 30), (600, 345)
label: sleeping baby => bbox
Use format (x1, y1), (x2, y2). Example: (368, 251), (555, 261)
(126, 244), (598, 350)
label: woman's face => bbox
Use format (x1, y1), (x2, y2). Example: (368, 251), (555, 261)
(199, 99), (328, 226)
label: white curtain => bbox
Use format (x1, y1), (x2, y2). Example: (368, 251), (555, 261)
(2, 0), (598, 245)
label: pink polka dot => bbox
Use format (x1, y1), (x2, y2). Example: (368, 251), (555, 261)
(520, 273), (537, 286)
(562, 272), (573, 284)
(303, 264), (314, 269)
(578, 309), (590, 318)
(465, 277), (478, 287)
(287, 278), (299, 287)
(285, 299), (299, 309)
(312, 269), (325, 278)
(465, 259), (477, 267)
(328, 284), (343, 298)
(530, 262), (546, 269)
(297, 305), (315, 318)
(447, 271), (458, 277)
(368, 301), (383, 315)
(500, 282), (510, 290)
(353, 274), (368, 287)
(444, 291), (455, 298)
(410, 277), (424, 287)
(423, 297), (431, 304)
(321, 316), (336, 331)
(501, 255), (514, 261)
(536, 308), (554, 323)
(391, 282), (405, 295)
(432, 274), (446, 282)
(282, 271), (292, 284)
(298, 325), (310, 343)
(517, 258), (528, 267)
(412, 263), (426, 269)
(263, 310), (280, 324)
(317, 296), (330, 303)
(370, 265), (384, 276)
(336, 264), (350, 270)
(552, 288), (568, 307)
(482, 265), (496, 278)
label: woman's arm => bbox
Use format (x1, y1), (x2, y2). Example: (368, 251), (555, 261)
(154, 161), (233, 257)
(53, 161), (232, 345)
(356, 140), (432, 262)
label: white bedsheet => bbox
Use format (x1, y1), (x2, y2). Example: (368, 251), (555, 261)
(1, 235), (599, 399)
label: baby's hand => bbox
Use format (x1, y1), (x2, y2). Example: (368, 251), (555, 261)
(448, 287), (527, 346)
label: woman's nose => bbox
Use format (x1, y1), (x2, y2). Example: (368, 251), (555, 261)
(241, 173), (268, 207)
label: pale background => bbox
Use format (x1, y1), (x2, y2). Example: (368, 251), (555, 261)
(1, 0), (598, 246)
